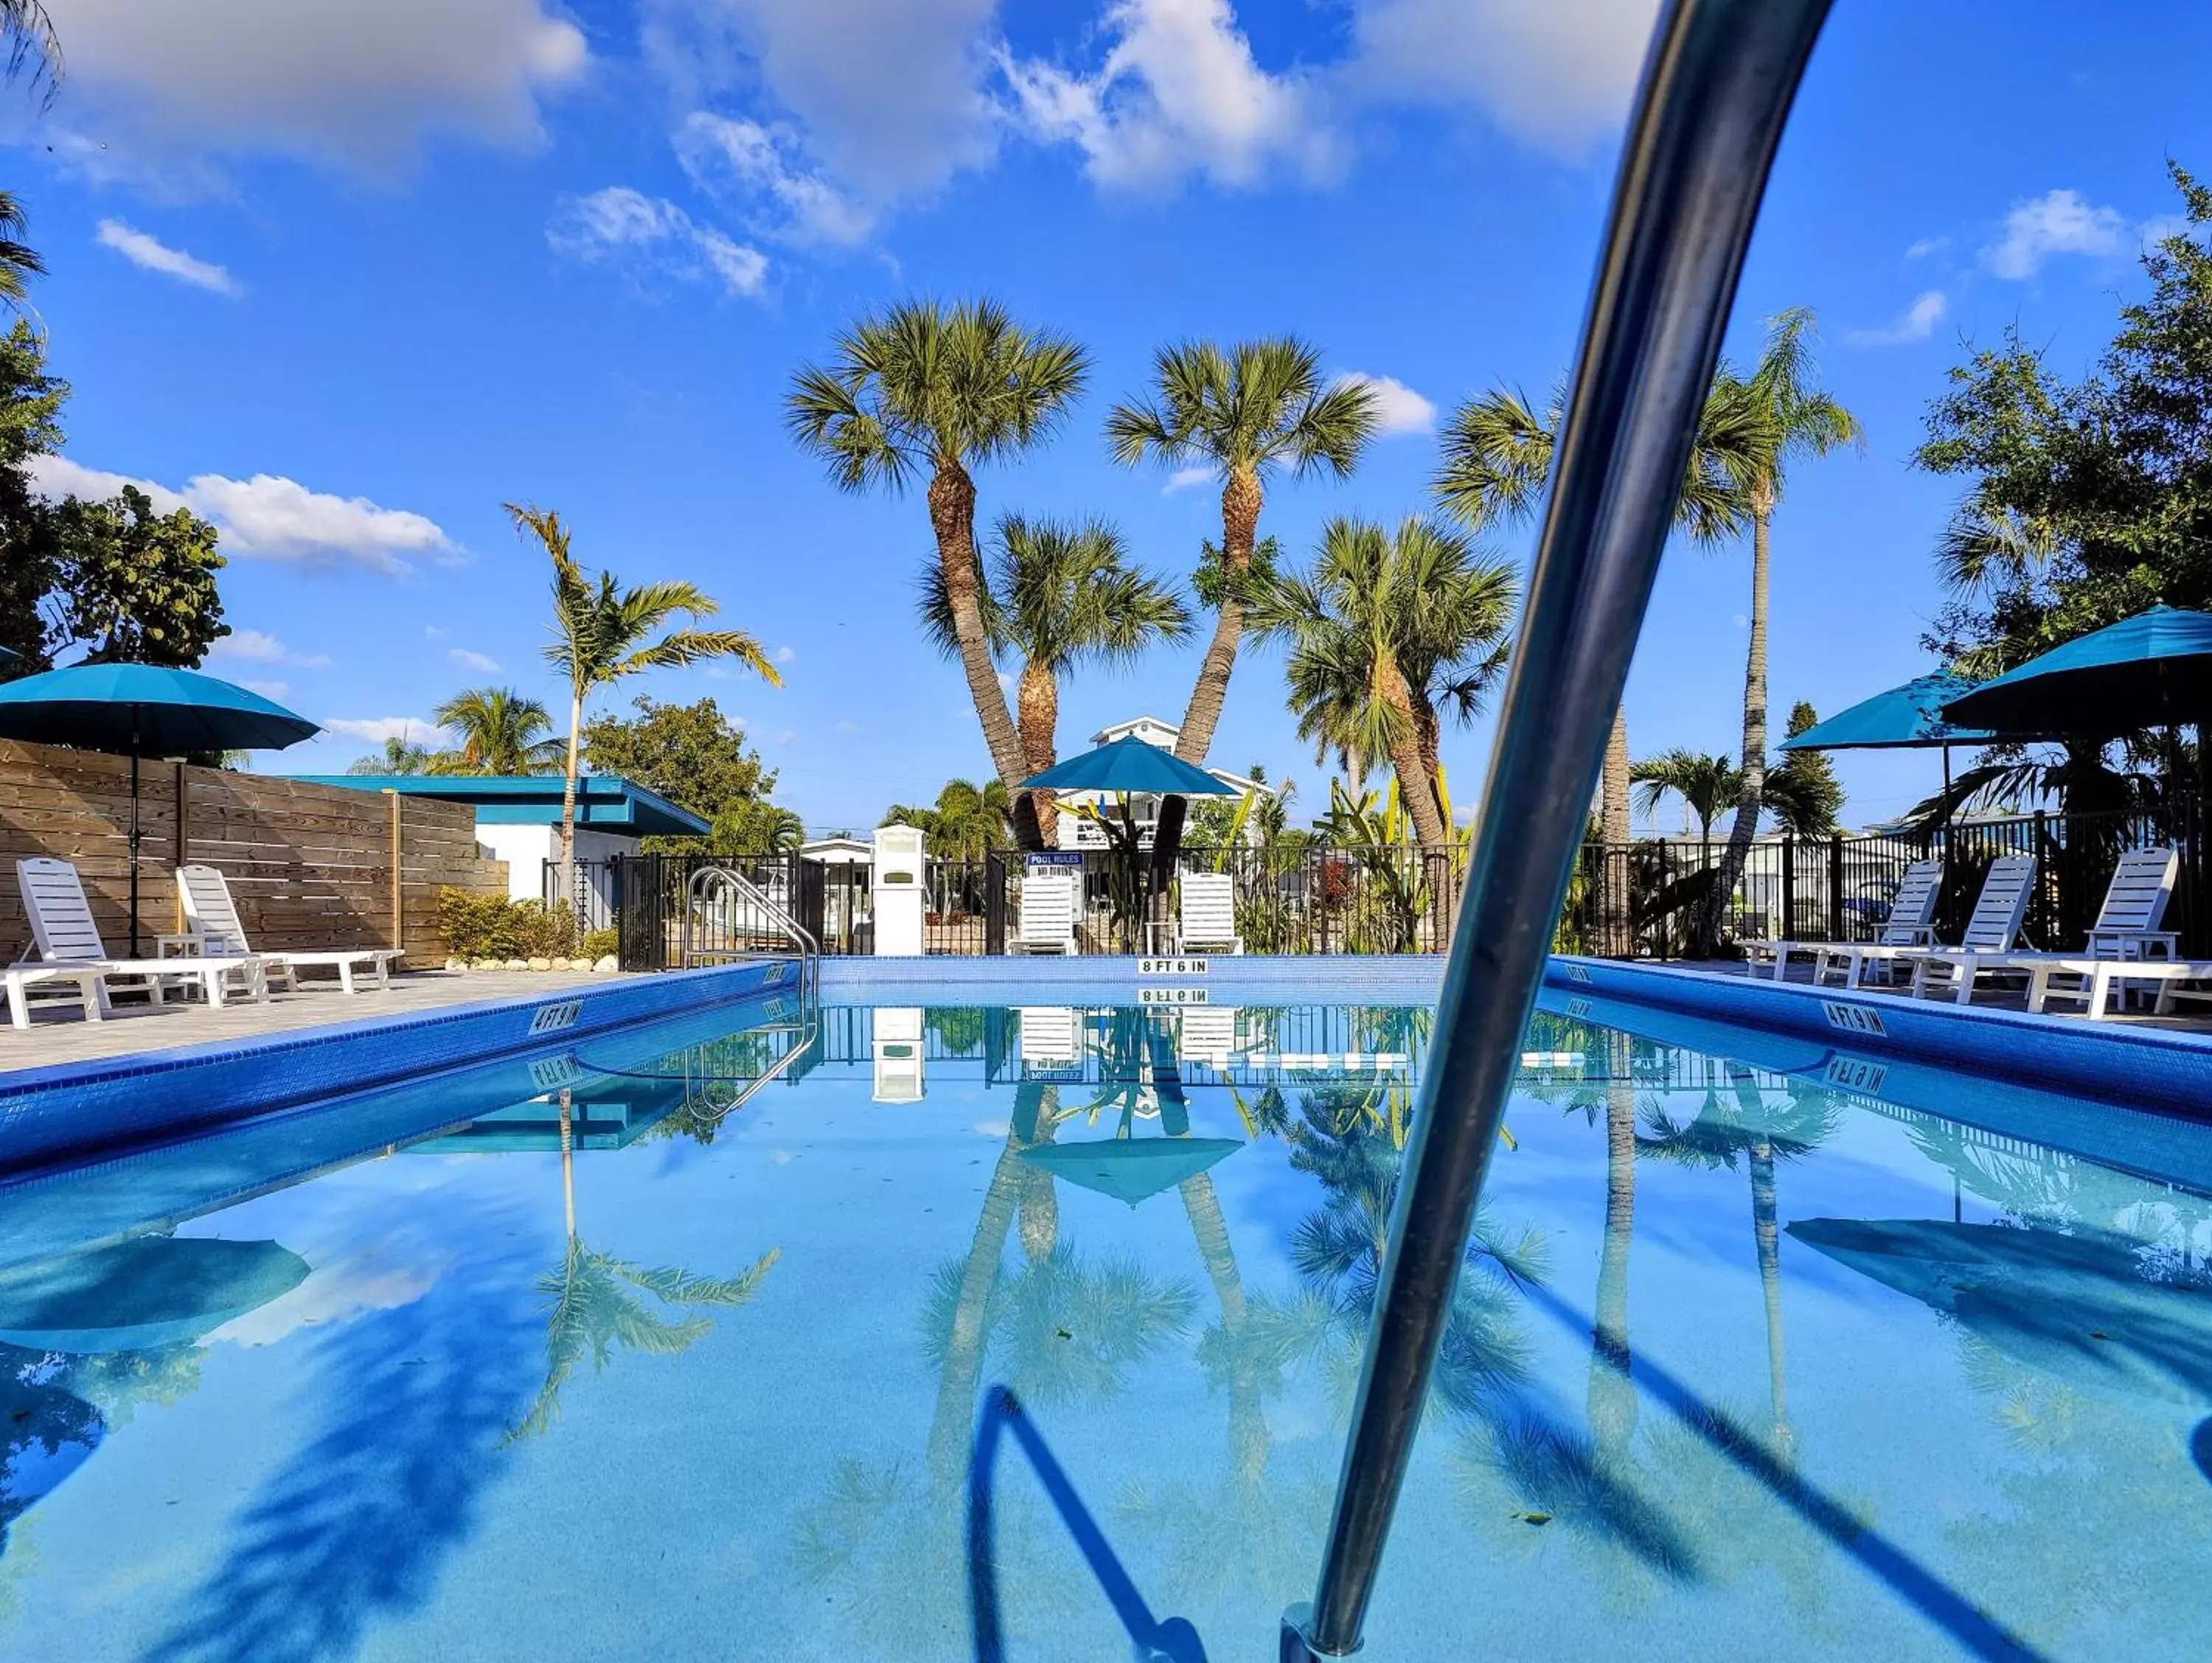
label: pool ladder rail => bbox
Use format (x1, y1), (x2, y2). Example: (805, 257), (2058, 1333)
(1280, 0), (1834, 1657)
(681, 862), (820, 1008)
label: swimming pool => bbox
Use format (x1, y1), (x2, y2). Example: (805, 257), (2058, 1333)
(1, 986), (2206, 1662)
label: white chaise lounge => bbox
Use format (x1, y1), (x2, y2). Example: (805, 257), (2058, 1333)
(1177, 873), (1244, 955)
(1014, 873), (1079, 955)
(9, 857), (265, 1029)
(178, 864), (403, 994)
(1998, 847), (2191, 1018)
(1899, 854), (2039, 1004)
(1749, 859), (1941, 986)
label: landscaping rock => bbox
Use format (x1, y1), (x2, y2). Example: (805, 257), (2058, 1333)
(504, 958), (529, 972)
(549, 956), (571, 972)
(527, 956), (552, 972)
(473, 958), (503, 972)
(445, 956), (467, 973)
(593, 955), (619, 973)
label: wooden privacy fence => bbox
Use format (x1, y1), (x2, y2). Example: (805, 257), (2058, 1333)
(0, 739), (507, 963)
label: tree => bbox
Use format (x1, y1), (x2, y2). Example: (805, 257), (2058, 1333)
(882, 778), (1012, 861)
(1629, 749), (1742, 850)
(1437, 377), (1760, 949)
(787, 298), (1088, 846)
(0, 318), (69, 672)
(344, 732), (434, 775)
(512, 503), (781, 878)
(923, 513), (1188, 845)
(580, 695), (787, 851)
(1762, 702), (1846, 837)
(0, 3), (60, 100)
(32, 484), (226, 666)
(1918, 164), (2212, 809)
(0, 190), (43, 312)
(1251, 515), (1516, 846)
(428, 686), (563, 775)
(1705, 311), (1861, 950)
(1107, 339), (1377, 773)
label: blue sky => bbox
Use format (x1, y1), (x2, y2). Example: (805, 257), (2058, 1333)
(21, 0), (2212, 832)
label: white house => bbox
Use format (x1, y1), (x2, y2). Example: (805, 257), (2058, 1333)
(799, 834), (874, 865)
(1059, 716), (1276, 849)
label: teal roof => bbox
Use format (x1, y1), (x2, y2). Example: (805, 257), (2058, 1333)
(291, 773), (709, 837)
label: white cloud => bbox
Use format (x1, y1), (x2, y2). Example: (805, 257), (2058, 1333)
(1845, 289), (1947, 348)
(547, 186), (768, 298)
(1002, 0), (1338, 192)
(674, 111), (877, 246)
(1335, 371), (1435, 436)
(1342, 0), (1660, 156)
(644, 0), (1000, 202)
(36, 0), (586, 186)
(239, 678), (290, 699)
(27, 454), (458, 574)
(94, 220), (240, 295)
(1982, 189), (2127, 279)
(774, 644), (796, 664)
(449, 647), (501, 674)
(835, 719), (861, 733)
(209, 628), (332, 669)
(1905, 235), (1948, 261)
(322, 716), (454, 749)
(1163, 464), (1216, 494)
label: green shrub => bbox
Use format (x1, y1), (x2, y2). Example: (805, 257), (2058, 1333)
(437, 889), (578, 959)
(579, 926), (619, 962)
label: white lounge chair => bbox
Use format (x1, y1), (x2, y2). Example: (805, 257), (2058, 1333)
(1175, 1005), (1242, 1069)
(2020, 955), (2212, 1019)
(1018, 1006), (1088, 1078)
(1014, 873), (1078, 955)
(178, 864), (403, 994)
(1177, 873), (1244, 955)
(1993, 846), (2184, 1017)
(11, 857), (266, 1028)
(1900, 854), (2039, 1004)
(1749, 859), (1941, 986)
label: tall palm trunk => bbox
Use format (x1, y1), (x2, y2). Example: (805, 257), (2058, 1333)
(1708, 495), (1773, 952)
(930, 459), (1041, 848)
(1598, 707), (1634, 957)
(1587, 1054), (1639, 1457)
(1015, 661), (1061, 848)
(1748, 1135), (1793, 1456)
(1414, 700), (1444, 811)
(1017, 1086), (1060, 1261)
(1378, 652), (1449, 848)
(559, 688), (585, 896)
(1180, 1171), (1267, 1483)
(1175, 468), (1262, 766)
(927, 1134), (1027, 1482)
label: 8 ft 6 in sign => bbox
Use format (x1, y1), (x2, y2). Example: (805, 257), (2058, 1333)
(1138, 957), (1210, 977)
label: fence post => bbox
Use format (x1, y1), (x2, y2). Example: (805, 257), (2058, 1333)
(1827, 834), (1844, 942)
(1655, 839), (1669, 960)
(2032, 808), (2051, 946)
(985, 854), (1006, 955)
(1780, 834), (1795, 941)
(383, 789), (403, 951)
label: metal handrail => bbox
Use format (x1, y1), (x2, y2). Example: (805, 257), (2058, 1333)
(681, 1017), (821, 1125)
(1281, 1), (1834, 1657)
(683, 863), (820, 1005)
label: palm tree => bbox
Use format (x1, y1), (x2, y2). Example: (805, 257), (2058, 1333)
(1106, 338), (1377, 773)
(427, 686), (563, 775)
(1705, 311), (1861, 950)
(0, 191), (44, 310)
(1630, 749), (1743, 851)
(1436, 377), (1761, 952)
(924, 514), (1189, 845)
(787, 299), (1088, 846)
(1251, 515), (1516, 845)
(344, 730), (434, 775)
(510, 502), (781, 879)
(882, 778), (1012, 860)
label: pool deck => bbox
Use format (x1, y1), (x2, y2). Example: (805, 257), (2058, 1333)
(0, 968), (611, 1072)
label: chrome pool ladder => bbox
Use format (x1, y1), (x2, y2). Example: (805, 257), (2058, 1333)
(1281, 0), (1834, 1657)
(681, 862), (821, 1008)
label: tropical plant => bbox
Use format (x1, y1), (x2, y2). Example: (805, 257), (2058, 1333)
(1630, 749), (1742, 850)
(344, 731), (434, 775)
(711, 797), (804, 854)
(0, 3), (58, 99)
(882, 778), (1012, 860)
(1313, 778), (1441, 953)
(428, 686), (563, 775)
(1107, 338), (1377, 772)
(511, 502), (781, 880)
(0, 190), (42, 310)
(1703, 311), (1861, 949)
(1436, 375), (1761, 950)
(580, 694), (787, 854)
(923, 512), (1188, 844)
(1251, 515), (1515, 846)
(787, 299), (1088, 846)
(32, 484), (226, 667)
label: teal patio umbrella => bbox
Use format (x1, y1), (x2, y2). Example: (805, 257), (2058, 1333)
(1020, 735), (1239, 797)
(0, 664), (320, 952)
(1017, 1137), (1242, 1207)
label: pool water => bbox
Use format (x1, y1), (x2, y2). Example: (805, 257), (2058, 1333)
(3, 990), (2209, 1662)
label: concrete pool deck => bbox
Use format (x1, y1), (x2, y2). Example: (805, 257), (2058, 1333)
(0, 968), (613, 1073)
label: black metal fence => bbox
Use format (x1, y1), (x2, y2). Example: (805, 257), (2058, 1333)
(565, 802), (2207, 969)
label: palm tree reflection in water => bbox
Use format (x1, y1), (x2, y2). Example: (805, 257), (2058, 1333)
(507, 1091), (777, 1443)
